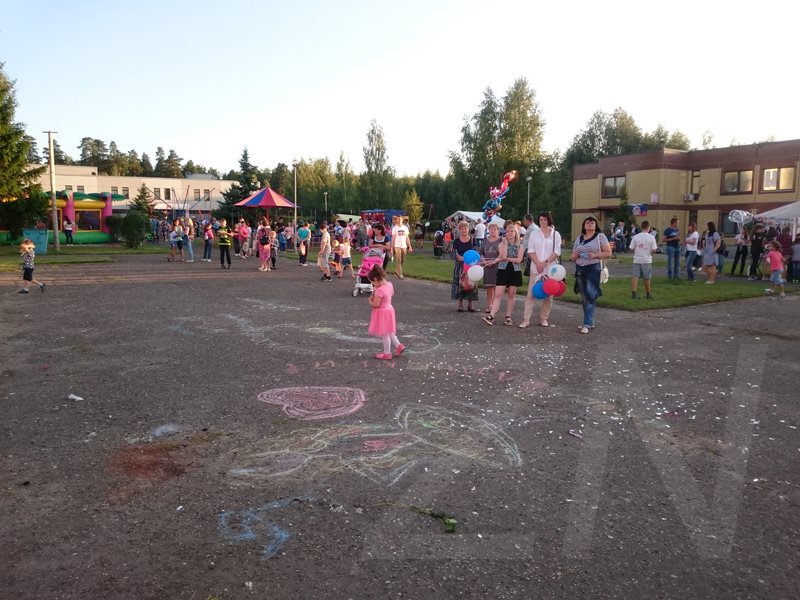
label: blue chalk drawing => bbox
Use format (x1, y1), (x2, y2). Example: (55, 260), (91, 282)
(218, 497), (305, 559)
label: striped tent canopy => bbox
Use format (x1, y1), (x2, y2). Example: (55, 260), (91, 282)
(235, 187), (296, 208)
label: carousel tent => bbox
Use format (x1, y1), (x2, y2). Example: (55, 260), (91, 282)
(756, 200), (800, 221)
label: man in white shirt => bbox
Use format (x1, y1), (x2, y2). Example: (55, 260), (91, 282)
(684, 222), (700, 282)
(629, 220), (658, 299)
(474, 218), (486, 248)
(390, 216), (412, 279)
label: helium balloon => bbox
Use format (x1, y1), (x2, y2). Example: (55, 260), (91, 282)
(463, 250), (480, 266)
(467, 264), (484, 282)
(532, 280), (549, 299)
(542, 278), (561, 296)
(553, 280), (567, 296)
(546, 263), (566, 281)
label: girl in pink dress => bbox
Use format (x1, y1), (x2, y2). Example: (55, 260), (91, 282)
(367, 265), (405, 360)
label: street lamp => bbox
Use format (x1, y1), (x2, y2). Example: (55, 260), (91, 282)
(526, 175), (532, 216)
(324, 191), (328, 215)
(292, 161), (298, 232)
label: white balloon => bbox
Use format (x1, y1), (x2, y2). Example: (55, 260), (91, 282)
(546, 263), (566, 281)
(467, 264), (484, 282)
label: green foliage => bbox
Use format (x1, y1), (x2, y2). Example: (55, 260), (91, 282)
(129, 183), (155, 215)
(43, 139), (75, 165)
(121, 211), (148, 247)
(362, 120), (395, 206)
(104, 214), (124, 242)
(0, 63), (47, 238)
(402, 189), (424, 226)
(215, 148), (260, 221)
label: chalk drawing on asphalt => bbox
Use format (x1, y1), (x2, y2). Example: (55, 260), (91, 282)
(258, 386), (366, 421)
(218, 497), (305, 559)
(225, 404), (521, 487)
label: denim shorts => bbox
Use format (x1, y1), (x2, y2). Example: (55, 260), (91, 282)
(23, 267), (34, 281)
(770, 269), (785, 285)
(632, 263), (652, 279)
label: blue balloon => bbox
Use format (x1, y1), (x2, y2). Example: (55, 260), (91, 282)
(532, 280), (549, 299)
(463, 250), (480, 266)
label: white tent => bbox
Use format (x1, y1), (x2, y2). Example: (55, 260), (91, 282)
(756, 200), (800, 220)
(445, 210), (505, 228)
(756, 200), (800, 238)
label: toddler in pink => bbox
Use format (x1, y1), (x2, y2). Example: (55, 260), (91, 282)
(367, 265), (405, 360)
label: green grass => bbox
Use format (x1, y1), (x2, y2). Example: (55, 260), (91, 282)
(0, 242), (166, 272)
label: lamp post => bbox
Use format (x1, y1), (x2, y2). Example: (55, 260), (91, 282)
(44, 130), (60, 252)
(526, 175), (532, 216)
(292, 161), (298, 233)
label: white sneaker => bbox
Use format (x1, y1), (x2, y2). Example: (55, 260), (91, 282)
(579, 326), (589, 334)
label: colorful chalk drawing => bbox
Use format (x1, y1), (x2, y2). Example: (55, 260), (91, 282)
(258, 387), (365, 420)
(225, 404), (522, 487)
(218, 497), (305, 559)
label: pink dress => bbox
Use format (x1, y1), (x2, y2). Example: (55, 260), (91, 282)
(368, 282), (396, 336)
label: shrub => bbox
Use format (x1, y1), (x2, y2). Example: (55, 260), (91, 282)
(121, 211), (148, 247)
(105, 214), (124, 242)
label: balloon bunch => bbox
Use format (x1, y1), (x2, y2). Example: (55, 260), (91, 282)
(481, 171), (517, 221)
(728, 209), (753, 227)
(462, 249), (484, 283)
(531, 263), (567, 299)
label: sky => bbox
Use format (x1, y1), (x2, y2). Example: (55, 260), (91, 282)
(2, 0), (799, 178)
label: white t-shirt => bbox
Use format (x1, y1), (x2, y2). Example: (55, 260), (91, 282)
(630, 231), (658, 264)
(474, 222), (486, 240)
(391, 224), (410, 249)
(685, 231), (699, 252)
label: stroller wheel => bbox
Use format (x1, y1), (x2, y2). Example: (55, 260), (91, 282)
(352, 288), (359, 297)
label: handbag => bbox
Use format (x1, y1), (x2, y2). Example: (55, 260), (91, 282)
(600, 260), (609, 284)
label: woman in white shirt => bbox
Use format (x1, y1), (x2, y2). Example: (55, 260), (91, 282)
(520, 212), (561, 328)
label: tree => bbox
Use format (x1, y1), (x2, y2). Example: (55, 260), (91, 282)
(362, 119), (395, 205)
(141, 152), (154, 176)
(270, 162), (292, 196)
(126, 149), (143, 176)
(121, 211), (148, 247)
(43, 139), (74, 165)
(215, 148), (260, 221)
(129, 183), (155, 215)
(0, 63), (47, 238)
(108, 141), (127, 175)
(402, 189), (423, 226)
(153, 147), (166, 176)
(24, 134), (41, 163)
(163, 149), (183, 178)
(77, 137), (109, 172)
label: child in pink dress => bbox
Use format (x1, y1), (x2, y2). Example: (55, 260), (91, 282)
(368, 265), (405, 360)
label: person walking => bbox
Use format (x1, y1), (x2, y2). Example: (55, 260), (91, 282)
(451, 220), (478, 313)
(730, 228), (749, 276)
(390, 216), (412, 279)
(17, 238), (46, 293)
(570, 217), (611, 334)
(764, 241), (787, 297)
(202, 223), (214, 262)
(318, 222), (332, 281)
(367, 265), (405, 360)
(520, 212), (561, 328)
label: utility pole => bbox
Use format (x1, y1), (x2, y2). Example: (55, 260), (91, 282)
(324, 191), (328, 214)
(44, 130), (60, 252)
(526, 175), (532, 217)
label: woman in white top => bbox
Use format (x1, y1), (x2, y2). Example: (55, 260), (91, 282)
(520, 212), (561, 328)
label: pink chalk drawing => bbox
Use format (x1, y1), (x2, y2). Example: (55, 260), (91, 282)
(258, 387), (365, 421)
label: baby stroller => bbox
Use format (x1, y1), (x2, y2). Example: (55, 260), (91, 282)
(352, 248), (384, 296)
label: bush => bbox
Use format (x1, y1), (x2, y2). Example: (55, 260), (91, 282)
(105, 214), (124, 242)
(121, 211), (148, 247)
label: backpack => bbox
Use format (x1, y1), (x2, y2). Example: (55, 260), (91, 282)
(260, 235), (269, 246)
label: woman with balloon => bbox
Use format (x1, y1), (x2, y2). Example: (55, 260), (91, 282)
(478, 222), (502, 315)
(570, 217), (612, 334)
(482, 224), (525, 326)
(450, 220), (479, 312)
(520, 212), (562, 328)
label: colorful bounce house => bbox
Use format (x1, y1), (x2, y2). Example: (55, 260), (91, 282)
(0, 190), (122, 245)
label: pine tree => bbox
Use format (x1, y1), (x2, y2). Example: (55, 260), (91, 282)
(129, 183), (155, 216)
(0, 63), (47, 238)
(215, 148), (259, 221)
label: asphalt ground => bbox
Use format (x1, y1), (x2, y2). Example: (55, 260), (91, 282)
(1, 251), (798, 600)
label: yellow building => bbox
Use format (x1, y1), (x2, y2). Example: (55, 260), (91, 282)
(572, 139), (800, 241)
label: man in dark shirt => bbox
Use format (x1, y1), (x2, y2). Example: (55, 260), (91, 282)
(748, 225), (765, 280)
(663, 217), (680, 281)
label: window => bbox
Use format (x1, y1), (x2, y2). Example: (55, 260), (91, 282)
(154, 188), (161, 199)
(194, 189), (201, 200)
(203, 189), (210, 199)
(164, 188), (171, 201)
(75, 210), (101, 231)
(77, 185), (85, 193)
(723, 170), (753, 193)
(691, 171), (701, 195)
(762, 167), (795, 191)
(602, 176), (625, 198)
(65, 185), (73, 192)
(111, 186), (118, 194)
(122, 187), (129, 199)
(722, 213), (739, 235)
(688, 209), (698, 227)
